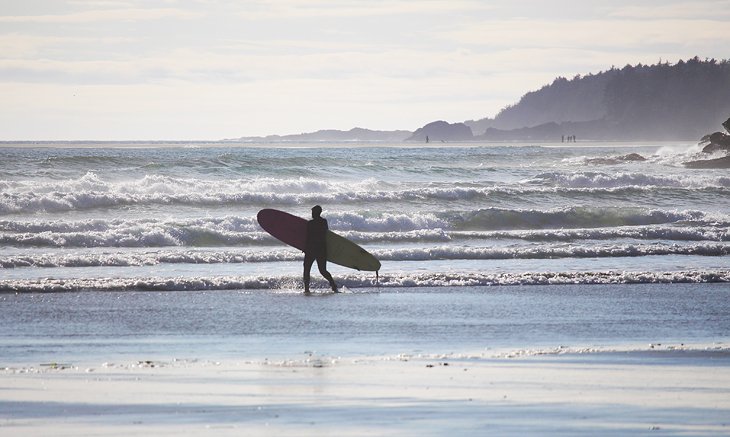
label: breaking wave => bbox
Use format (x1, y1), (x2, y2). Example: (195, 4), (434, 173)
(1, 270), (727, 293)
(2, 171), (728, 214)
(441, 207), (723, 230)
(0, 216), (266, 247)
(1, 208), (727, 248)
(2, 243), (727, 268)
(529, 171), (730, 189)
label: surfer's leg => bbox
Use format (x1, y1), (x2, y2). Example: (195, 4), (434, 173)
(303, 253), (315, 293)
(316, 255), (337, 292)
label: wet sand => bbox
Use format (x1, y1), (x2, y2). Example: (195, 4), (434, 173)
(2, 345), (729, 436)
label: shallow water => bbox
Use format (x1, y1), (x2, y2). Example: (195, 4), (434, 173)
(2, 283), (728, 365)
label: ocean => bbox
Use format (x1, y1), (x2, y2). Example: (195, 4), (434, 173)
(1, 142), (729, 363)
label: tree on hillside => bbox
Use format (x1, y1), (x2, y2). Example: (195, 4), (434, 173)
(604, 57), (730, 139)
(466, 58), (730, 140)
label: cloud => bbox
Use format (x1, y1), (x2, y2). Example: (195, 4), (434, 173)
(444, 18), (730, 50)
(0, 75), (514, 139)
(0, 39), (583, 88)
(236, 0), (493, 19)
(608, 0), (730, 19)
(0, 46), (465, 85)
(0, 7), (200, 23)
(0, 33), (138, 58)
(2, 0), (729, 139)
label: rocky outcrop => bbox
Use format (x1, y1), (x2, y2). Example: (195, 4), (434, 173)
(687, 116), (730, 167)
(700, 117), (730, 153)
(684, 155), (730, 168)
(475, 122), (562, 141)
(405, 121), (473, 142)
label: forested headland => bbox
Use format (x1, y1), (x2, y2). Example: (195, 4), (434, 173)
(464, 57), (730, 141)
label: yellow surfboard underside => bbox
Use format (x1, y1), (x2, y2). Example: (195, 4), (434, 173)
(326, 231), (381, 272)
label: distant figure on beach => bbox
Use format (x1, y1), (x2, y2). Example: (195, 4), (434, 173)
(304, 205), (337, 293)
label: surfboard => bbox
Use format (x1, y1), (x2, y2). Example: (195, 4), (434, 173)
(257, 208), (381, 272)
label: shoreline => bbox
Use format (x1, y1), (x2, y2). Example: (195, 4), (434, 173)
(2, 342), (729, 435)
(0, 140), (698, 149)
(2, 270), (728, 293)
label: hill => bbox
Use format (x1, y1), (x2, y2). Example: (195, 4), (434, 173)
(465, 57), (730, 141)
(405, 121), (473, 142)
(235, 127), (411, 143)
(235, 58), (730, 143)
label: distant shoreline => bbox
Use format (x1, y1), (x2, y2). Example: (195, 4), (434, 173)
(0, 140), (699, 149)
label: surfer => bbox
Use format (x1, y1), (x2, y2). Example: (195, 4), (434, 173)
(304, 205), (338, 293)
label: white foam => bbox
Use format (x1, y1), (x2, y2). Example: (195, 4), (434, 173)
(1, 243), (727, 269)
(3, 171), (728, 214)
(0, 173), (381, 214)
(0, 248), (300, 268)
(375, 243), (730, 261)
(444, 207), (725, 230)
(489, 342), (730, 359)
(450, 226), (729, 242)
(530, 171), (730, 189)
(1, 270), (727, 292)
(1, 208), (727, 248)
(328, 211), (447, 232)
(0, 216), (267, 247)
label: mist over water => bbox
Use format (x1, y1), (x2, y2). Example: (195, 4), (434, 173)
(0, 143), (728, 292)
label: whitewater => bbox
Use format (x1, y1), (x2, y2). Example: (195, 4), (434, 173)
(0, 142), (728, 292)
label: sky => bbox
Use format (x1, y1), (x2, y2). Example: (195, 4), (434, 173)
(1, 0), (729, 140)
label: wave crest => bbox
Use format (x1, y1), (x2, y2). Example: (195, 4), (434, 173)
(1, 208), (727, 248)
(2, 170), (728, 214)
(1, 270), (727, 292)
(2, 243), (727, 268)
(530, 171), (730, 189)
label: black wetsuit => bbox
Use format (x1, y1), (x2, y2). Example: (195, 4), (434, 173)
(304, 216), (336, 291)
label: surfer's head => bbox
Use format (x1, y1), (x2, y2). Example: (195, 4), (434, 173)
(311, 205), (322, 218)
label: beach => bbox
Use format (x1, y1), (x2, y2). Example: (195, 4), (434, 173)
(3, 284), (730, 435)
(3, 343), (730, 435)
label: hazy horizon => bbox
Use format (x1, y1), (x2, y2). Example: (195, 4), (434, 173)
(2, 0), (729, 141)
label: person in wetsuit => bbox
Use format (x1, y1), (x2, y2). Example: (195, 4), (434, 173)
(303, 205), (337, 293)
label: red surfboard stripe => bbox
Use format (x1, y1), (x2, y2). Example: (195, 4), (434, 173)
(256, 208), (307, 251)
